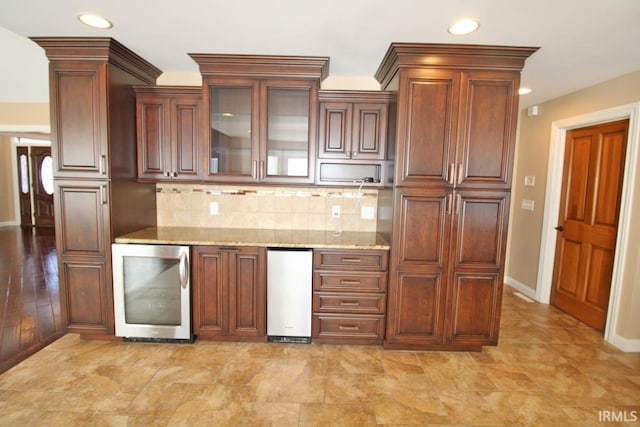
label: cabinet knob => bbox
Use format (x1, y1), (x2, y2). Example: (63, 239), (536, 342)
(353, 151), (358, 157)
(345, 151), (350, 158)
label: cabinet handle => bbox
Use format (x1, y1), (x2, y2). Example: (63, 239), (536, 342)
(179, 252), (189, 289)
(455, 194), (462, 215)
(339, 300), (360, 306)
(340, 257), (361, 263)
(448, 163), (455, 185)
(260, 160), (265, 180)
(252, 160), (257, 179)
(173, 172), (178, 178)
(100, 185), (108, 205)
(99, 154), (107, 175)
(457, 163), (463, 185)
(164, 171), (170, 177)
(340, 279), (361, 285)
(338, 324), (359, 331)
(446, 193), (453, 215)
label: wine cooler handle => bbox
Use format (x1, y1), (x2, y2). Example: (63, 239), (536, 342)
(179, 252), (189, 289)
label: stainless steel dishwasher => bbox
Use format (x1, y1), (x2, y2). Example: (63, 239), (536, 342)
(267, 248), (313, 343)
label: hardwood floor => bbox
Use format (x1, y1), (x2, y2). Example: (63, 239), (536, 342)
(0, 226), (64, 373)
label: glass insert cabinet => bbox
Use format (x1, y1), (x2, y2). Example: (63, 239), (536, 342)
(191, 53), (329, 184)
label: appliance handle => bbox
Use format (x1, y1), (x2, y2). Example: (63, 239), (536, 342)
(179, 251), (189, 289)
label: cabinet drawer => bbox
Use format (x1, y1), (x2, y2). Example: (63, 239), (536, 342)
(313, 314), (384, 339)
(313, 292), (386, 314)
(314, 249), (388, 271)
(314, 272), (387, 292)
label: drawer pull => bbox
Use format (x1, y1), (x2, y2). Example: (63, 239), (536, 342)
(338, 324), (359, 331)
(339, 300), (360, 306)
(340, 279), (361, 285)
(340, 257), (361, 263)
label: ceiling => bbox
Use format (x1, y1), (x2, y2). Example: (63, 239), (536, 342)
(1, 0), (639, 108)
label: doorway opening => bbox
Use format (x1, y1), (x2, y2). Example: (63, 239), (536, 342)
(536, 102), (640, 348)
(12, 137), (53, 227)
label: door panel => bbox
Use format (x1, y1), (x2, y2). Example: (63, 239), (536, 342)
(61, 260), (111, 333)
(16, 147), (32, 226)
(172, 96), (201, 178)
(229, 248), (266, 337)
(551, 119), (629, 331)
(30, 147), (55, 227)
(137, 96), (168, 179)
(457, 71), (518, 188)
(386, 272), (445, 344)
(192, 248), (226, 335)
(397, 69), (459, 185)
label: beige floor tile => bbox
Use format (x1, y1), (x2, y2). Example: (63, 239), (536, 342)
(299, 403), (376, 427)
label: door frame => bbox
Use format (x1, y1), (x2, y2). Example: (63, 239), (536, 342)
(537, 102), (640, 346)
(10, 136), (51, 226)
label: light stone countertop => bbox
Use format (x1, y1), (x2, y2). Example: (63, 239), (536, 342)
(115, 227), (390, 250)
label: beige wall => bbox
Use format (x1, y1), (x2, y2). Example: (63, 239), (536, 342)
(506, 70), (640, 341)
(0, 102), (49, 132)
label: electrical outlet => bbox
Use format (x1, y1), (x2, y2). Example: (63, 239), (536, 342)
(331, 205), (341, 218)
(361, 206), (375, 220)
(209, 202), (219, 215)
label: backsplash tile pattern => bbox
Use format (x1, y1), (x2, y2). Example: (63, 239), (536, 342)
(156, 184), (379, 232)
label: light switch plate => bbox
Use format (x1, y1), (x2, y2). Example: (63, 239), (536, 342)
(524, 175), (536, 186)
(521, 199), (535, 211)
(361, 206), (375, 220)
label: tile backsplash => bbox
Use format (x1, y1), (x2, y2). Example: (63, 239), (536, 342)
(156, 184), (379, 232)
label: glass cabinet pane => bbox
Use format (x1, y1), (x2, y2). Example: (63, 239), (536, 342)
(266, 88), (309, 177)
(210, 86), (253, 175)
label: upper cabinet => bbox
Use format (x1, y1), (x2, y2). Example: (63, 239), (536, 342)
(190, 54), (329, 184)
(135, 86), (202, 181)
(376, 44), (537, 190)
(316, 91), (396, 186)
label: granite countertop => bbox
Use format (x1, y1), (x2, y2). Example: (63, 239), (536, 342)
(115, 227), (390, 250)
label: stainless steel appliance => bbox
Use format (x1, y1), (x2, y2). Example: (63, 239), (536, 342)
(112, 243), (192, 342)
(267, 248), (313, 343)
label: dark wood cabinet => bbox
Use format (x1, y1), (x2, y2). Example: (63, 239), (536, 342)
(135, 86), (202, 181)
(190, 54), (329, 184)
(312, 248), (388, 345)
(33, 37), (160, 337)
(376, 43), (537, 350)
(192, 246), (267, 340)
(316, 91), (395, 186)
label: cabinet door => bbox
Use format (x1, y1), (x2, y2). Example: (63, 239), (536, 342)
(352, 102), (387, 160)
(60, 258), (113, 334)
(261, 80), (317, 184)
(55, 181), (111, 257)
(456, 70), (519, 189)
(136, 95), (170, 180)
(396, 69), (460, 186)
(171, 95), (202, 180)
(229, 248), (266, 337)
(49, 62), (109, 179)
(318, 102), (352, 159)
(205, 78), (260, 181)
(192, 247), (227, 336)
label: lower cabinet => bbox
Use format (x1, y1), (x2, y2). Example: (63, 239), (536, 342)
(312, 248), (389, 344)
(192, 246), (267, 341)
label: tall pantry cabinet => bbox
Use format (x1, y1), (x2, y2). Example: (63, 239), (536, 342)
(32, 38), (161, 337)
(375, 44), (537, 350)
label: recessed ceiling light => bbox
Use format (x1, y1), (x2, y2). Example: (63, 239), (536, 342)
(78, 13), (113, 29)
(519, 87), (532, 95)
(447, 19), (479, 35)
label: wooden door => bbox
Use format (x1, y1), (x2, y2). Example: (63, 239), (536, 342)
(318, 101), (352, 159)
(395, 69), (460, 186)
(229, 247), (266, 338)
(192, 247), (227, 337)
(30, 147), (55, 227)
(171, 95), (202, 180)
(551, 120), (629, 331)
(16, 147), (32, 226)
(136, 94), (170, 180)
(352, 102), (387, 160)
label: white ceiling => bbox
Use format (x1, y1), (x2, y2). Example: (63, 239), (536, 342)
(0, 0), (639, 107)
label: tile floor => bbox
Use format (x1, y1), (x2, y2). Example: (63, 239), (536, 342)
(0, 288), (638, 426)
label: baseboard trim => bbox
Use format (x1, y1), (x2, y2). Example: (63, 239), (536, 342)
(504, 276), (538, 301)
(0, 221), (19, 228)
(609, 334), (640, 353)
